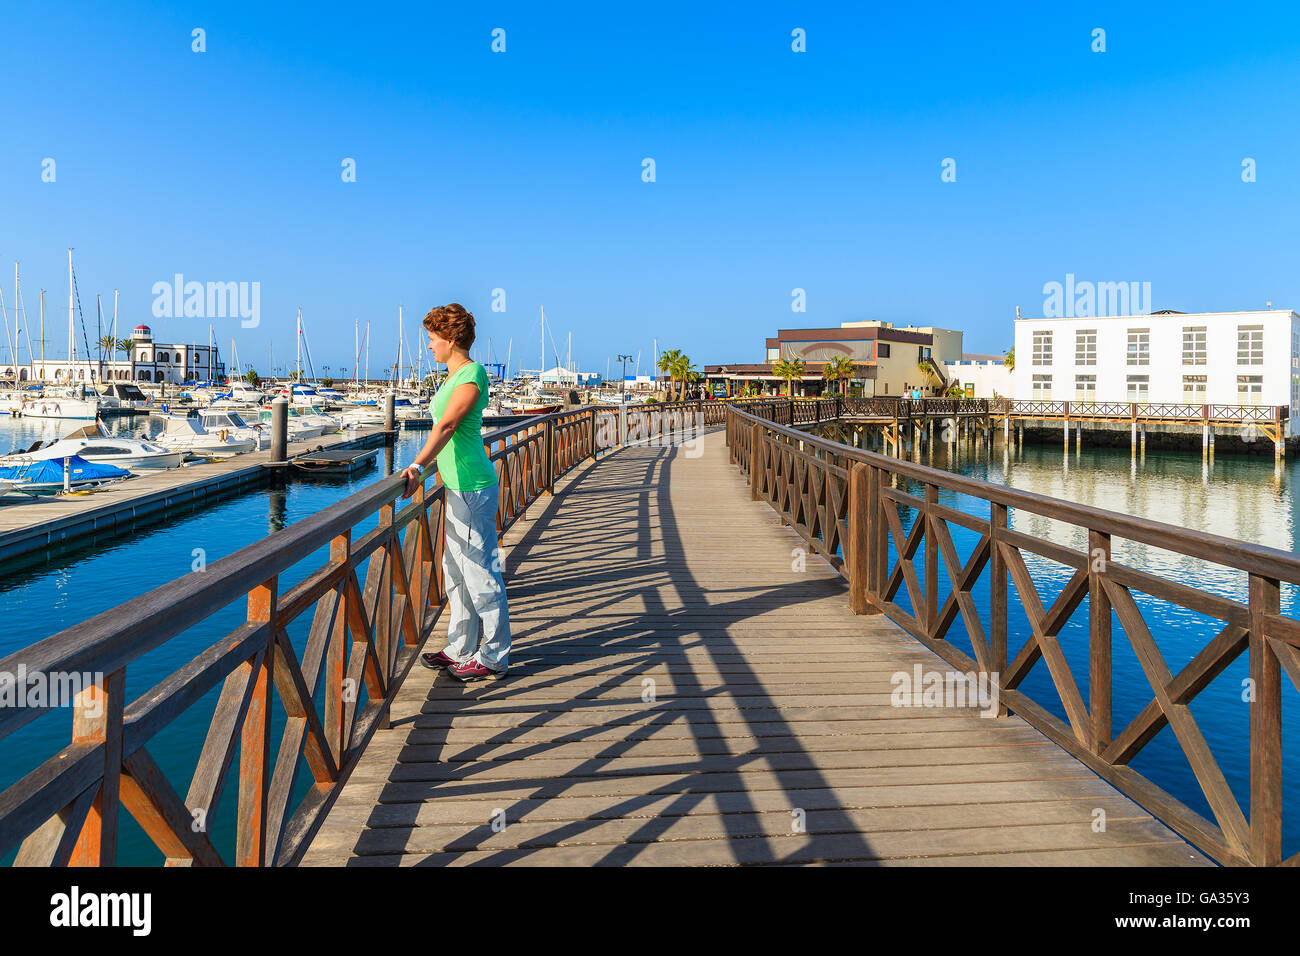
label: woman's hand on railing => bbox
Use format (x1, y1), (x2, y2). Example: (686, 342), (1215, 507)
(400, 464), (422, 500)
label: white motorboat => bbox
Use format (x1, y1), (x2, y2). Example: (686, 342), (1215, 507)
(1, 423), (182, 470)
(257, 406), (327, 440)
(101, 383), (151, 408)
(294, 404), (343, 434)
(199, 408), (266, 447)
(156, 417), (256, 459)
(339, 406), (385, 428)
(208, 380), (267, 407)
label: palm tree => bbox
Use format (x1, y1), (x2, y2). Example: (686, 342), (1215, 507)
(772, 358), (805, 396)
(670, 354), (696, 401)
(917, 357), (945, 395)
(822, 356), (856, 396)
(658, 349), (682, 398)
(1003, 347), (1014, 371)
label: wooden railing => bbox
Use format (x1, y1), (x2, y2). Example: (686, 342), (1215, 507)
(726, 404), (1300, 866)
(0, 399), (755, 866)
(995, 399), (1288, 424)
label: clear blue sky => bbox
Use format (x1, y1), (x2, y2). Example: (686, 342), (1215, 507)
(2, 1), (1298, 378)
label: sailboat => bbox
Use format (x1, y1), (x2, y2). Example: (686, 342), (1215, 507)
(21, 250), (98, 419)
(501, 307), (562, 415)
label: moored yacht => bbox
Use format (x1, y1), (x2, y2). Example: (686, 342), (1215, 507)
(1, 422), (182, 470)
(156, 417), (256, 458)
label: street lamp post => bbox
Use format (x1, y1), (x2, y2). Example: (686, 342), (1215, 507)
(616, 354), (632, 404)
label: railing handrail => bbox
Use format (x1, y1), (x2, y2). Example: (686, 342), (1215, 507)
(728, 405), (1300, 584)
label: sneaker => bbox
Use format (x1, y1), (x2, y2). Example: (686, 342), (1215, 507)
(447, 659), (505, 682)
(420, 649), (459, 670)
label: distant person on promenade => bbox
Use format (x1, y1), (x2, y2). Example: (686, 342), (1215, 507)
(402, 302), (511, 682)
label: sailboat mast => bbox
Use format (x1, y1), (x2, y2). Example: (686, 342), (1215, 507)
(112, 290), (119, 377)
(365, 321), (370, 386)
(540, 306), (544, 385)
(67, 249), (75, 380)
(10, 263), (17, 382)
(397, 305), (403, 388)
(296, 308), (303, 380)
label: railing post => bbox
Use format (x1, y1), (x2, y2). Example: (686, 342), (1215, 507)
(588, 407), (596, 460)
(68, 668), (125, 866)
(990, 503), (1008, 716)
(1088, 530), (1112, 753)
(847, 462), (873, 614)
(924, 484), (938, 637)
(238, 577), (276, 867)
(1248, 572), (1282, 865)
(544, 419), (555, 495)
(324, 532), (350, 767)
(749, 423), (763, 501)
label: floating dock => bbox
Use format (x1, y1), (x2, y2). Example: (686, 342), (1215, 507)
(290, 447), (379, 477)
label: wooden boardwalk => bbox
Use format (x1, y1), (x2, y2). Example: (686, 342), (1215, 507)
(301, 429), (1211, 866)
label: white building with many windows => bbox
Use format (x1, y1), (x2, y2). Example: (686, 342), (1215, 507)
(1013, 309), (1299, 428)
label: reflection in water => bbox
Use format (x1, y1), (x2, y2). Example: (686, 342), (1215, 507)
(267, 483), (289, 535)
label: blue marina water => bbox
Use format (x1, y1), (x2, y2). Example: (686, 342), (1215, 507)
(0, 414), (1297, 863)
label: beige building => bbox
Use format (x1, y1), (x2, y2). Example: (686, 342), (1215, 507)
(706, 321), (965, 397)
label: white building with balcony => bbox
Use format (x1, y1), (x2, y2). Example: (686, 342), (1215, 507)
(1012, 309), (1299, 431)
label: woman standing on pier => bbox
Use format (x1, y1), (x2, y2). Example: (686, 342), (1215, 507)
(401, 303), (511, 681)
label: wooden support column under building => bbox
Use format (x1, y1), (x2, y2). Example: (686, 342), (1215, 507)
(1140, 423), (1147, 455)
(1202, 423), (1210, 460)
(1130, 421), (1137, 455)
(1075, 422), (1082, 453)
(1064, 415), (1070, 451)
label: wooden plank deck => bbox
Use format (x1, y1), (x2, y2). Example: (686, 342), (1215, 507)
(300, 428), (1212, 866)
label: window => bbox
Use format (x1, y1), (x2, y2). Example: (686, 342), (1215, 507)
(1127, 329), (1150, 366)
(1238, 325), (1263, 365)
(1075, 330), (1096, 366)
(1074, 374), (1095, 402)
(1032, 374), (1052, 399)
(1127, 374), (1149, 403)
(1183, 375), (1206, 404)
(1032, 331), (1052, 366)
(158, 351), (168, 363)
(1238, 374), (1263, 404)
(1182, 326), (1206, 365)
(920, 346), (931, 360)
(878, 343), (891, 359)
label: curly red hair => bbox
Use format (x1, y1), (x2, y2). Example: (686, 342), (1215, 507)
(422, 303), (476, 350)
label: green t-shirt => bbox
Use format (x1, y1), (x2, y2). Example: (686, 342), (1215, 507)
(431, 362), (496, 491)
